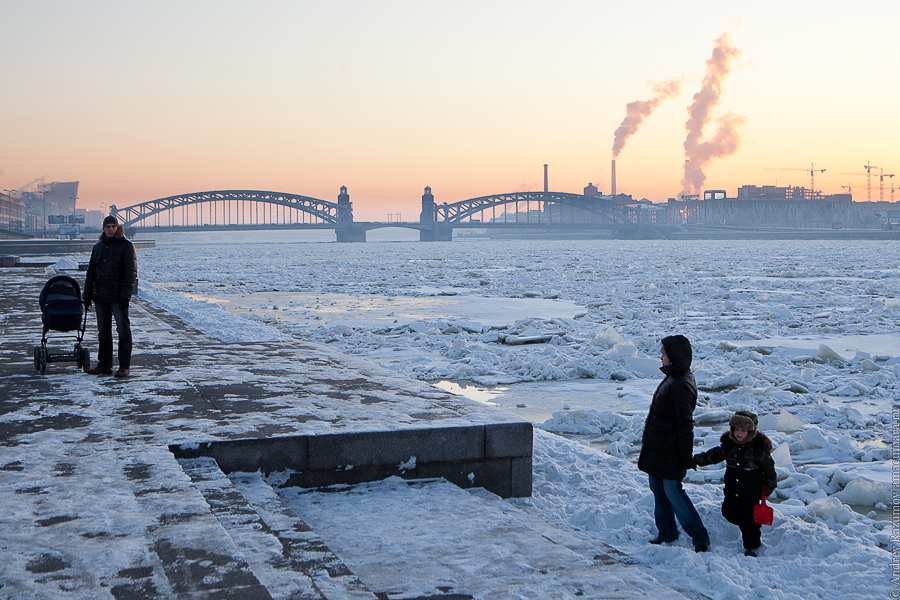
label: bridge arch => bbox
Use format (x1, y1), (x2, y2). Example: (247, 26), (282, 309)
(433, 191), (631, 226)
(110, 189), (351, 228)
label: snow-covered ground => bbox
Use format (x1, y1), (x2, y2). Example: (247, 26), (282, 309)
(125, 233), (897, 598)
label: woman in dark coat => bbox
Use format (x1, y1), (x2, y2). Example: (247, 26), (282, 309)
(637, 334), (710, 552)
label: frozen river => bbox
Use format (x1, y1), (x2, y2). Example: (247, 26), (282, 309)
(139, 230), (899, 423)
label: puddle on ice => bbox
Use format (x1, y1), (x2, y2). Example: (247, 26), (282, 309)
(433, 378), (658, 425)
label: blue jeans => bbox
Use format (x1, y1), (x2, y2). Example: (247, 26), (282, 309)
(648, 475), (709, 548)
(95, 300), (132, 369)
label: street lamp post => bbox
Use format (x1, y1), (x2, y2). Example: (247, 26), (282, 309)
(42, 191), (47, 238)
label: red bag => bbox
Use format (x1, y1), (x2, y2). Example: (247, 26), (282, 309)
(754, 492), (774, 526)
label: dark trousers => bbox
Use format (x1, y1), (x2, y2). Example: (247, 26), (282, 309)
(722, 494), (761, 550)
(95, 300), (132, 369)
(648, 475), (710, 549)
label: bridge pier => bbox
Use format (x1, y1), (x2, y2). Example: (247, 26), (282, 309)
(419, 224), (452, 242)
(336, 224), (367, 243)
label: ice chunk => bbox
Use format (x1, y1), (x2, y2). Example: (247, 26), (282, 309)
(830, 384), (862, 397)
(800, 427), (829, 450)
(799, 368), (816, 382)
(817, 344), (846, 363)
(590, 326), (625, 348)
(841, 407), (867, 426)
(836, 434), (858, 451)
(694, 409), (734, 426)
(860, 359), (880, 371)
(835, 478), (891, 507)
(407, 321), (430, 333)
(449, 320), (484, 334)
(623, 357), (661, 378)
(539, 409), (630, 435)
(448, 338), (468, 359)
(806, 497), (853, 525)
(773, 410), (805, 432)
(767, 305), (793, 321)
(884, 298), (900, 310)
(701, 372), (742, 391)
(605, 343), (637, 361)
(771, 442), (794, 473)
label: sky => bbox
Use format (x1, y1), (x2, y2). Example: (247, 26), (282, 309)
(1, 0), (898, 221)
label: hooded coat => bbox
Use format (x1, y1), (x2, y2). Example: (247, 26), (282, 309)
(83, 225), (137, 305)
(637, 335), (698, 480)
(694, 412), (778, 497)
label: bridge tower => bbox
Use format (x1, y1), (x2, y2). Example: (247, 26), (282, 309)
(420, 186), (435, 225)
(337, 186), (353, 224)
(419, 186), (451, 242)
(335, 186), (365, 242)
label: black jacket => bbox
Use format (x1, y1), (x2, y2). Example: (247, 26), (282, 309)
(638, 335), (698, 480)
(694, 431), (778, 497)
(83, 225), (137, 304)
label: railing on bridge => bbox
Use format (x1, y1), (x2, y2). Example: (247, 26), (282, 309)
(431, 190), (632, 226)
(110, 189), (352, 229)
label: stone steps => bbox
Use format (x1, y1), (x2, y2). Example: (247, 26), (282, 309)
(181, 456), (691, 600)
(179, 457), (377, 600)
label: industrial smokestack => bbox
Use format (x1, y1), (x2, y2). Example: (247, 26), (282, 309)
(611, 160), (617, 196)
(543, 164), (548, 192)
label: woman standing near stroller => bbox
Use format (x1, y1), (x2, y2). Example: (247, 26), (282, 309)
(83, 215), (137, 378)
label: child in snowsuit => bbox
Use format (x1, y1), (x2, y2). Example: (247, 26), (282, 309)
(693, 411), (777, 557)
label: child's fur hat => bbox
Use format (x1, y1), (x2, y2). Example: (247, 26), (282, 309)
(729, 411), (758, 432)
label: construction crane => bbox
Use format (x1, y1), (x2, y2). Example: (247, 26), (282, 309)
(840, 172), (867, 200)
(877, 171), (894, 203)
(840, 161), (880, 202)
(762, 163), (826, 197)
(885, 174), (896, 202)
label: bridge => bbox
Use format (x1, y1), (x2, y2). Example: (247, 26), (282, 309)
(110, 187), (643, 242)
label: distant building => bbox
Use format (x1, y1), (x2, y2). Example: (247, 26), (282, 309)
(39, 181), (79, 214)
(1, 192), (26, 233)
(75, 208), (103, 229)
(584, 183), (600, 197)
(666, 186), (881, 229)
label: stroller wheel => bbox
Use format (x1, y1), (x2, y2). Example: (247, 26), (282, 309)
(75, 344), (83, 368)
(80, 347), (91, 373)
(34, 346), (47, 375)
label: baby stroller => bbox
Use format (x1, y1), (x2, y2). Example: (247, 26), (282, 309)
(34, 275), (91, 375)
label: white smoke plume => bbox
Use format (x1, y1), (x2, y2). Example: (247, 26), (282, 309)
(612, 78), (682, 158)
(681, 33), (743, 194)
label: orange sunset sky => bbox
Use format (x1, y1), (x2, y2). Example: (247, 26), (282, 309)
(1, 1), (898, 221)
